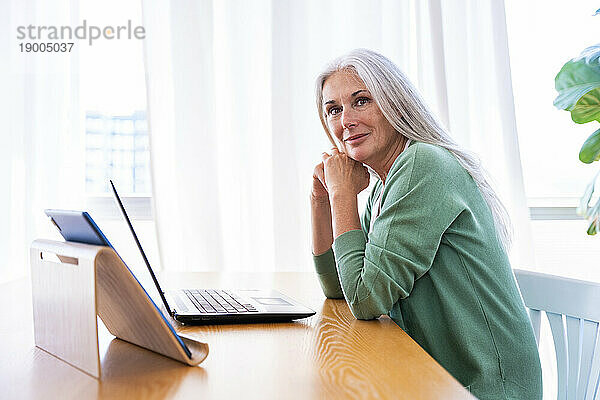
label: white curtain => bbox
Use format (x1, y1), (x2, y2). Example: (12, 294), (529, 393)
(1, 0), (85, 283)
(436, 0), (535, 268)
(142, 0), (535, 272)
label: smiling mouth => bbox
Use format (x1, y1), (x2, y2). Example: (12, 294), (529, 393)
(344, 132), (370, 142)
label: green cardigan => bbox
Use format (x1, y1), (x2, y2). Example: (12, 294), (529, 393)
(313, 141), (542, 399)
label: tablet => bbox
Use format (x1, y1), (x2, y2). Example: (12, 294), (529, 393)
(45, 209), (113, 247)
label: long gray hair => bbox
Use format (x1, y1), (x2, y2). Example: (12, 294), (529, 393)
(315, 48), (512, 252)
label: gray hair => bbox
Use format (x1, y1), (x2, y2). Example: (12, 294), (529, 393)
(315, 48), (512, 252)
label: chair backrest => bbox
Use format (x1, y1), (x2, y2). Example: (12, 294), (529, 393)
(514, 269), (600, 400)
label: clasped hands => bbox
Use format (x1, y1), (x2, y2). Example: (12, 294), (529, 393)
(312, 147), (370, 203)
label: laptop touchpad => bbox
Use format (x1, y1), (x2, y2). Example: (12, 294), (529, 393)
(252, 297), (292, 306)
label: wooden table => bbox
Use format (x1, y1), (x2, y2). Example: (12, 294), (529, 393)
(0, 272), (474, 399)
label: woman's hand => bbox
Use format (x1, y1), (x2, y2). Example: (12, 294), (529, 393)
(322, 148), (370, 197)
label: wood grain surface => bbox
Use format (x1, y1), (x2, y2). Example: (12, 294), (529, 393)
(0, 271), (475, 400)
(94, 248), (208, 366)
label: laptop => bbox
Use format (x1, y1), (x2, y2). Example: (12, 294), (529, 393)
(44, 181), (315, 325)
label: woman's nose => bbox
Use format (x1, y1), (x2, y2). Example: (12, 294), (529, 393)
(341, 107), (359, 130)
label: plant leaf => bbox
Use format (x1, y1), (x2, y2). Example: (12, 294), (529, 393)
(579, 127), (600, 163)
(577, 169), (600, 215)
(576, 44), (600, 64)
(586, 196), (600, 235)
(554, 54), (600, 111)
(571, 87), (600, 123)
(587, 218), (597, 235)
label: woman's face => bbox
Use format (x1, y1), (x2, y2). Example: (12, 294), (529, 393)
(322, 70), (401, 166)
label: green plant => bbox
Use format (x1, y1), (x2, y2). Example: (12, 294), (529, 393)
(554, 13), (600, 234)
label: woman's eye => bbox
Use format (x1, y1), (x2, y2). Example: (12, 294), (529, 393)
(356, 97), (370, 106)
(328, 107), (342, 116)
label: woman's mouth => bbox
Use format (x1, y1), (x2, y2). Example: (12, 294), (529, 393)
(345, 132), (370, 145)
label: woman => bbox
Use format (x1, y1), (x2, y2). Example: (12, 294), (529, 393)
(311, 49), (542, 399)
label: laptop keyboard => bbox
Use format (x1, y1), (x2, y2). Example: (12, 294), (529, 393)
(183, 289), (258, 314)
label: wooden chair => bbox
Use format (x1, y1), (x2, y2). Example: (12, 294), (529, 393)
(514, 269), (600, 400)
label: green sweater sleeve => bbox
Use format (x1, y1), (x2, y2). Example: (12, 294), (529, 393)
(312, 182), (378, 299)
(312, 249), (343, 298)
(332, 144), (467, 320)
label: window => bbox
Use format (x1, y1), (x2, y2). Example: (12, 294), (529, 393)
(79, 0), (150, 202)
(85, 111), (150, 194)
(505, 1), (600, 206)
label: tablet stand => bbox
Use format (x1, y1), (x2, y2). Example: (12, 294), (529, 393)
(30, 239), (208, 378)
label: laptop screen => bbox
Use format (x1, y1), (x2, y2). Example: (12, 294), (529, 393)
(108, 180), (173, 314)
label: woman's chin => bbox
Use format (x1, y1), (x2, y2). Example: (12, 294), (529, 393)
(346, 148), (369, 163)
